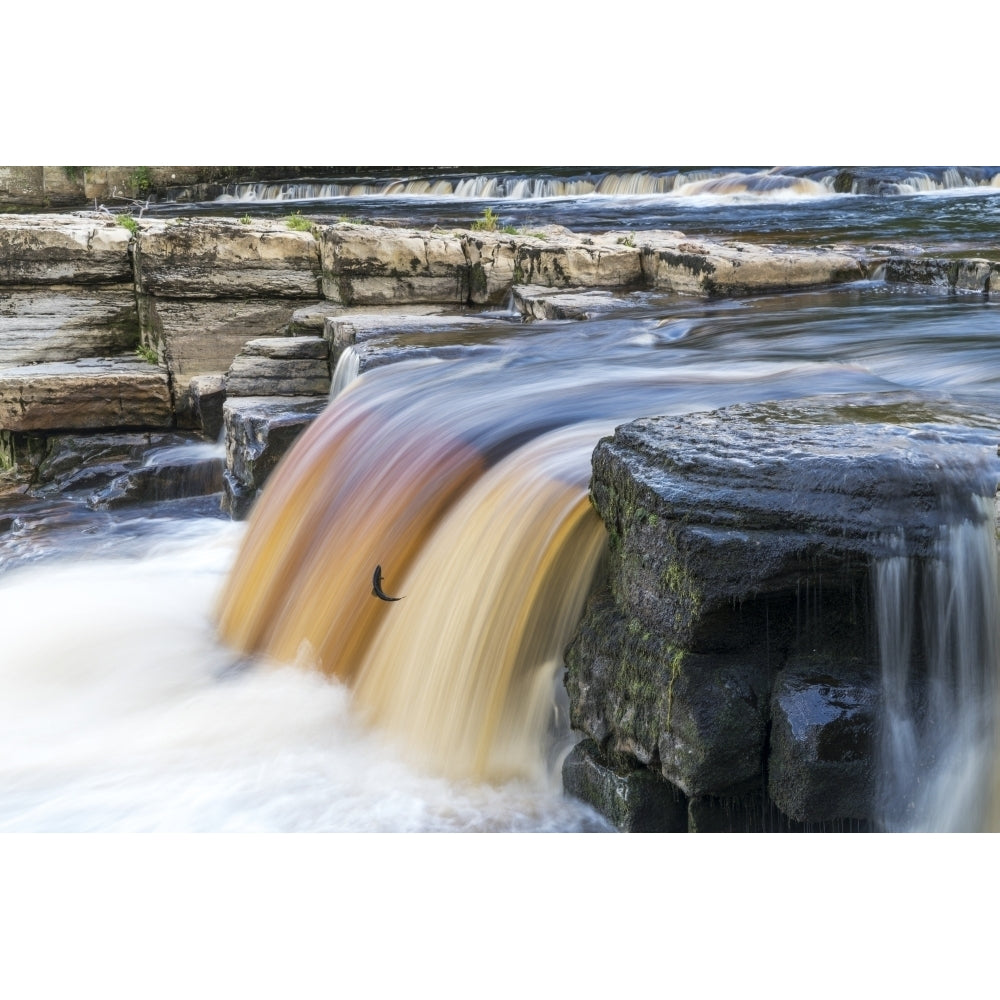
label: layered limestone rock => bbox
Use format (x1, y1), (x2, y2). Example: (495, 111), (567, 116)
(318, 223), (470, 306)
(564, 394), (999, 830)
(0, 215), (139, 371)
(89, 439), (225, 509)
(0, 287), (139, 366)
(0, 215), (132, 285)
(883, 256), (999, 294)
(514, 229), (643, 289)
(221, 396), (328, 518)
(639, 233), (865, 296)
(134, 219), (322, 299)
(0, 358), (172, 433)
(512, 285), (634, 321)
(225, 336), (331, 397)
(133, 218), (324, 423)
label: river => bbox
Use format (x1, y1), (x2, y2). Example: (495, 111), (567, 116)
(3, 166), (1000, 832)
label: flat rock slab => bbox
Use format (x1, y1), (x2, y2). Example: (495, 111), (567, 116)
(318, 223), (471, 306)
(512, 285), (635, 320)
(326, 309), (507, 362)
(593, 394), (1000, 644)
(0, 214), (132, 285)
(884, 256), (999, 294)
(134, 218), (322, 298)
(0, 357), (172, 432)
(639, 234), (864, 296)
(0, 285), (138, 366)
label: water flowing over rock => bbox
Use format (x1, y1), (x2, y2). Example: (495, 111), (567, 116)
(564, 394), (1000, 831)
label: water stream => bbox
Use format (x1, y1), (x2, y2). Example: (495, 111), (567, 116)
(3, 170), (1000, 831)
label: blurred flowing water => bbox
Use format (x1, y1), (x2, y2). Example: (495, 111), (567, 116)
(4, 170), (1000, 831)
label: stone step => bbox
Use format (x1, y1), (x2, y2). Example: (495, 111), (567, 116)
(0, 356), (172, 433)
(224, 336), (331, 397)
(0, 285), (139, 366)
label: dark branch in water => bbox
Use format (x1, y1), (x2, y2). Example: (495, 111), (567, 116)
(372, 564), (403, 602)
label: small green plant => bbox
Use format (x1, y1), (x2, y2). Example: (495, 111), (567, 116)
(616, 234), (636, 247)
(471, 207), (503, 231)
(116, 214), (139, 236)
(523, 230), (548, 240)
(62, 166), (87, 182)
(286, 211), (312, 231)
(500, 223), (519, 234)
(239, 214), (252, 225)
(338, 215), (367, 225)
(135, 343), (158, 364)
(129, 166), (152, 195)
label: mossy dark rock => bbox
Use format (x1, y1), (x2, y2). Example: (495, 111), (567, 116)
(768, 661), (878, 823)
(564, 393), (1000, 831)
(221, 396), (328, 519)
(562, 739), (687, 832)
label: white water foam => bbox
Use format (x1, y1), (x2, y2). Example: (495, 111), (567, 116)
(0, 520), (606, 832)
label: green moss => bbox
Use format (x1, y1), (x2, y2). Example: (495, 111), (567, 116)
(665, 648), (686, 728)
(285, 211), (312, 232)
(513, 264), (525, 284)
(470, 263), (488, 296)
(116, 214), (138, 236)
(129, 166), (152, 195)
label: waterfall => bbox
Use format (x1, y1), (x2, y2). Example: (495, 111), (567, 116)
(329, 345), (360, 398)
(351, 424), (607, 781)
(215, 397), (608, 781)
(212, 167), (1000, 206)
(874, 496), (1000, 831)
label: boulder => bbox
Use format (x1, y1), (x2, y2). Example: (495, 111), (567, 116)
(564, 394), (1000, 829)
(562, 739), (686, 832)
(0, 357), (172, 433)
(768, 660), (878, 822)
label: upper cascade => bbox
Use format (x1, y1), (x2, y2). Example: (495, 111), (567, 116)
(213, 166), (1000, 204)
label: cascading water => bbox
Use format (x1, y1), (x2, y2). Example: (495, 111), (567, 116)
(875, 495), (1000, 831)
(5, 176), (1000, 831)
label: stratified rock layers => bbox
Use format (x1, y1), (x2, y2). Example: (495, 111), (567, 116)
(565, 396), (998, 831)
